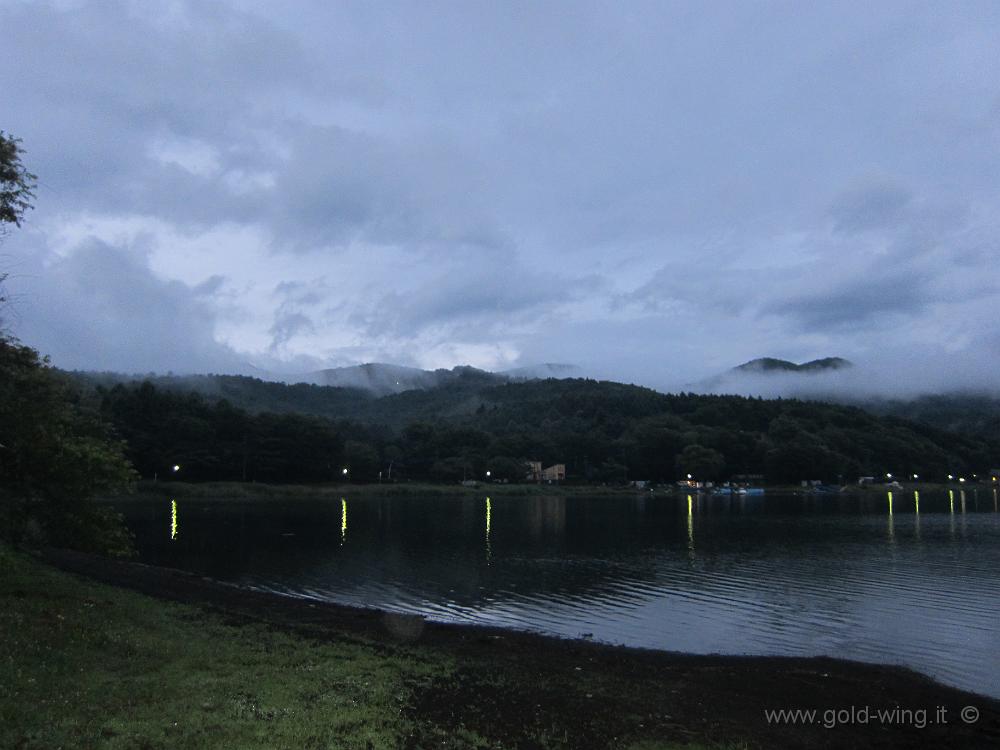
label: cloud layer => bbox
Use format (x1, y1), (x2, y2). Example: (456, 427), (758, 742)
(2, 0), (999, 393)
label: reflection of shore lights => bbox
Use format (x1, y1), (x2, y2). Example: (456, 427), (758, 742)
(170, 500), (178, 540)
(340, 498), (347, 543)
(687, 495), (694, 551)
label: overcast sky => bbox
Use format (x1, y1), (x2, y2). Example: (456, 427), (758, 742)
(2, 0), (999, 391)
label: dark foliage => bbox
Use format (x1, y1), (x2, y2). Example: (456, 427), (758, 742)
(83, 375), (997, 486)
(0, 132), (36, 228)
(0, 339), (135, 553)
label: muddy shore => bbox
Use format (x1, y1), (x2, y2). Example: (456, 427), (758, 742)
(42, 548), (1000, 749)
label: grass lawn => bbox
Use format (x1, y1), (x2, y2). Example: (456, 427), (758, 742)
(0, 544), (717, 749)
(7, 541), (994, 749)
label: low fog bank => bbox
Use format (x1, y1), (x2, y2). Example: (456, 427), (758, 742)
(678, 350), (1000, 402)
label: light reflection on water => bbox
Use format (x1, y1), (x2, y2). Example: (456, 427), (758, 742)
(117, 491), (1000, 698)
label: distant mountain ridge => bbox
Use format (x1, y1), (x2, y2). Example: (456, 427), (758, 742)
(67, 359), (1000, 443)
(733, 357), (854, 374)
(293, 362), (580, 395)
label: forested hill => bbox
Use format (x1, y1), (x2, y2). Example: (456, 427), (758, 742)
(69, 372), (998, 486)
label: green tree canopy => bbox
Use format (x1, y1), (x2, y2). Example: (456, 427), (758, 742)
(0, 131), (36, 229)
(0, 339), (136, 553)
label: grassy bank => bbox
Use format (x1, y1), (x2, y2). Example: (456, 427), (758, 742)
(0, 544), (440, 749)
(0, 543), (726, 749)
(4, 544), (998, 749)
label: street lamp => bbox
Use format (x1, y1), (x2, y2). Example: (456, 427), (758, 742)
(342, 467), (349, 478)
(886, 473), (892, 479)
(485, 470), (491, 479)
(173, 464), (180, 473)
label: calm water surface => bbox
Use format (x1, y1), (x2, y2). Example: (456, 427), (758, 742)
(115, 489), (1000, 698)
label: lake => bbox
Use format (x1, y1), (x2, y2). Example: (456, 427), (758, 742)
(114, 488), (1000, 698)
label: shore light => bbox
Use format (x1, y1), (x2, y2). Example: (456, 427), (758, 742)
(686, 473), (692, 480)
(959, 477), (966, 483)
(886, 473), (892, 479)
(342, 467), (349, 476)
(486, 470), (491, 478)
(948, 474), (954, 480)
(172, 464), (180, 472)
(912, 474), (918, 480)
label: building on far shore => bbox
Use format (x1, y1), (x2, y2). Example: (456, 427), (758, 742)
(525, 461), (566, 483)
(541, 463), (566, 482)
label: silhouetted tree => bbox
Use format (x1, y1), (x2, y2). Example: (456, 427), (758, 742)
(0, 131), (36, 229)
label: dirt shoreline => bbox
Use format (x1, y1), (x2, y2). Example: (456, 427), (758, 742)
(42, 548), (1000, 749)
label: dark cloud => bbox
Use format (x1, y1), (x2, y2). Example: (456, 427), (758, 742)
(830, 181), (912, 233)
(769, 272), (932, 332)
(193, 275), (227, 296)
(350, 262), (602, 339)
(268, 311), (316, 353)
(1, 1), (999, 385)
(1, 1), (320, 220)
(7, 238), (243, 374)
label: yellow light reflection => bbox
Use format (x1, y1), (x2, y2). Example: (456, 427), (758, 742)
(913, 491), (921, 539)
(170, 500), (178, 540)
(913, 490), (919, 513)
(341, 498), (347, 544)
(687, 494), (694, 554)
(887, 491), (894, 541)
(960, 491), (967, 514)
(949, 489), (955, 514)
(485, 497), (492, 563)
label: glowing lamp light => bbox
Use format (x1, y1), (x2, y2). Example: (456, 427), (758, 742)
(486, 470), (491, 478)
(172, 464), (180, 472)
(342, 467), (349, 476)
(959, 477), (966, 483)
(886, 473), (892, 479)
(912, 474), (918, 480)
(686, 473), (692, 480)
(948, 474), (954, 480)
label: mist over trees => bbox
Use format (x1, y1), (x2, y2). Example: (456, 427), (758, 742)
(81, 375), (996, 486)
